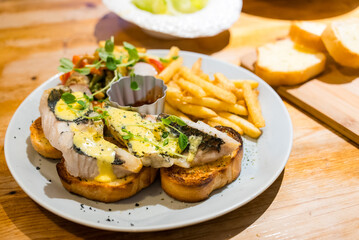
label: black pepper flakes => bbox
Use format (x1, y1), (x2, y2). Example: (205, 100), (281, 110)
(8, 191), (16, 195)
(106, 218), (111, 222)
(135, 203), (139, 207)
(48, 179), (52, 182)
(130, 223), (134, 226)
(31, 76), (37, 81)
(108, 209), (112, 211)
(36, 167), (40, 170)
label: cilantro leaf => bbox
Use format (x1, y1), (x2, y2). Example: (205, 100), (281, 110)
(74, 68), (91, 75)
(106, 56), (117, 71)
(121, 128), (134, 140)
(163, 138), (169, 146)
(123, 41), (139, 62)
(83, 93), (93, 102)
(172, 56), (179, 60)
(98, 49), (112, 62)
(58, 58), (73, 73)
(179, 133), (188, 151)
(105, 39), (114, 53)
(60, 58), (73, 68)
(162, 131), (169, 138)
(61, 92), (76, 104)
(161, 118), (171, 125)
(130, 80), (140, 91)
(77, 100), (87, 110)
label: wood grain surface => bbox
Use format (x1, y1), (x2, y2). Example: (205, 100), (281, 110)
(1, 0), (359, 239)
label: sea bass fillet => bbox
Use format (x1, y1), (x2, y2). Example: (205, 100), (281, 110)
(106, 107), (241, 168)
(39, 86), (142, 182)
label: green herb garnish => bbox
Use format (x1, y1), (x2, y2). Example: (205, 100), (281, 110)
(58, 58), (74, 73)
(74, 68), (91, 75)
(61, 92), (76, 104)
(161, 115), (188, 151)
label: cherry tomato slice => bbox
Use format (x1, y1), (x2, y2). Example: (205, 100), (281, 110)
(148, 58), (165, 73)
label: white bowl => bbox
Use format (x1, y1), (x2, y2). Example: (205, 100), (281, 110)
(102, 0), (242, 39)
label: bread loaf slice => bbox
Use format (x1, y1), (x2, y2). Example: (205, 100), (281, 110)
(321, 18), (359, 68)
(255, 38), (326, 86)
(160, 126), (243, 202)
(289, 21), (327, 51)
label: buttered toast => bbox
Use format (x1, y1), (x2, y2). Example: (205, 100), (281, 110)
(160, 126), (243, 202)
(30, 117), (62, 159)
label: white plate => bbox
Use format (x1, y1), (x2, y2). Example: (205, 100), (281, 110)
(4, 50), (292, 232)
(102, 0), (242, 39)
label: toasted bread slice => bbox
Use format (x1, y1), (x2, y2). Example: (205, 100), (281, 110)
(30, 117), (62, 159)
(160, 126), (243, 202)
(57, 158), (158, 202)
(289, 21), (327, 51)
(255, 38), (326, 86)
(321, 19), (359, 68)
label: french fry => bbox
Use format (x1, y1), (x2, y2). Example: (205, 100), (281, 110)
(180, 67), (237, 104)
(167, 81), (181, 91)
(166, 96), (217, 119)
(237, 100), (245, 106)
(183, 96), (248, 116)
(191, 58), (202, 74)
(190, 58), (211, 81)
(158, 57), (183, 83)
(164, 102), (190, 120)
(242, 82), (265, 128)
(171, 72), (180, 82)
(206, 116), (243, 135)
(166, 46), (180, 58)
(166, 88), (247, 116)
(214, 73), (243, 99)
(232, 80), (259, 89)
(218, 112), (262, 138)
(175, 78), (206, 98)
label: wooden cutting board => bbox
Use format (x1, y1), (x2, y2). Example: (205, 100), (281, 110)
(239, 48), (359, 144)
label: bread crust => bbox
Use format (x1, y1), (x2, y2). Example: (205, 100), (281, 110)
(57, 158), (158, 202)
(160, 126), (243, 202)
(321, 21), (359, 68)
(255, 39), (326, 86)
(289, 21), (326, 52)
(30, 117), (62, 159)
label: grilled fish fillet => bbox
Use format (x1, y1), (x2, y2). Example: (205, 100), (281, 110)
(39, 86), (142, 182)
(106, 107), (241, 168)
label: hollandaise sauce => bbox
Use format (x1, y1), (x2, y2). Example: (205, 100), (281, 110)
(72, 125), (118, 182)
(52, 91), (90, 121)
(106, 107), (181, 157)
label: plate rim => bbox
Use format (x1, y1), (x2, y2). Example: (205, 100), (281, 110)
(4, 50), (293, 232)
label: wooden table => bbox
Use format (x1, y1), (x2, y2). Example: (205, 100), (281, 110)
(1, 0), (359, 239)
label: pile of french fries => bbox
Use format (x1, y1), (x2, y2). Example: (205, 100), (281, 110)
(157, 47), (265, 139)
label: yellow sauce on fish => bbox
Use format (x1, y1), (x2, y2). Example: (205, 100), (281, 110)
(72, 124), (117, 183)
(54, 92), (89, 121)
(106, 107), (181, 157)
